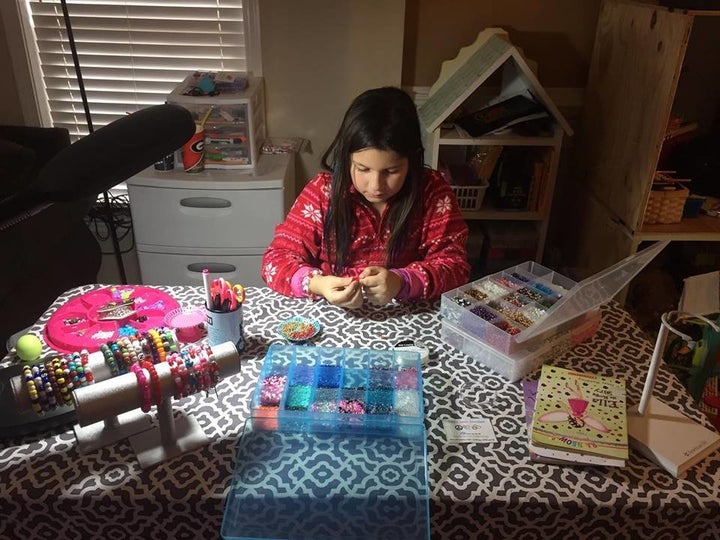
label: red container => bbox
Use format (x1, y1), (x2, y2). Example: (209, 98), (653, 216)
(182, 124), (205, 173)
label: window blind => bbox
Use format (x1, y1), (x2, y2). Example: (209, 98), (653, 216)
(27, 0), (246, 137)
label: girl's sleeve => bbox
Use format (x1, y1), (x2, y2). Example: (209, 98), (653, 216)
(261, 174), (327, 296)
(398, 170), (470, 300)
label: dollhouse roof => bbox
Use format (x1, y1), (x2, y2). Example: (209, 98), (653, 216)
(418, 29), (573, 136)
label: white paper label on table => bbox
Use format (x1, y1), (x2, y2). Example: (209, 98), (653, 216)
(442, 418), (497, 443)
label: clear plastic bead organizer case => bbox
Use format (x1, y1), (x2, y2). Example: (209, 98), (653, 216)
(441, 261), (576, 355)
(440, 242), (670, 356)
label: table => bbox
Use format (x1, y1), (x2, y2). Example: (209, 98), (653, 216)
(1, 285), (719, 539)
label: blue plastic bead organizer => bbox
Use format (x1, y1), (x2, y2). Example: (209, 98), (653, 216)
(250, 344), (424, 434)
(221, 344), (430, 540)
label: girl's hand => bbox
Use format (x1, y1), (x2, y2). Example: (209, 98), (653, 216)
(311, 275), (364, 309)
(358, 266), (403, 306)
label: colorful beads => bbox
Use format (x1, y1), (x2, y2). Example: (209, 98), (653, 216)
(338, 399), (365, 414)
(21, 328), (221, 417)
(510, 272), (530, 282)
(131, 362), (151, 413)
(395, 390), (420, 416)
(291, 365), (315, 386)
(316, 365), (341, 388)
(473, 280), (508, 298)
(369, 367), (394, 389)
(394, 367), (418, 390)
(260, 375), (286, 406)
(463, 289), (486, 301)
(470, 305), (497, 321)
(286, 385), (312, 410)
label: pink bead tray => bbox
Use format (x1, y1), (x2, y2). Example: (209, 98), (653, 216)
(43, 286), (181, 353)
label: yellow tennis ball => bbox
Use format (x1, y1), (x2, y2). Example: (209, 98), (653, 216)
(16, 334), (43, 362)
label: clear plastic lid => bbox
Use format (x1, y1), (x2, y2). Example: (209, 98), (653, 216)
(515, 240), (670, 343)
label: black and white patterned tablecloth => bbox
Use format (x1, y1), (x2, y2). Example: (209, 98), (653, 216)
(1, 285), (719, 540)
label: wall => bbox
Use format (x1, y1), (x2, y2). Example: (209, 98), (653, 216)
(259, 0), (405, 187)
(402, 0), (601, 88)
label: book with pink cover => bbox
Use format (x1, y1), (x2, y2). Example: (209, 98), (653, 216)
(531, 365), (629, 461)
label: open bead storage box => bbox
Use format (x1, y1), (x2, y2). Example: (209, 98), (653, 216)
(440, 241), (669, 381)
(222, 344), (430, 540)
(441, 262), (576, 356)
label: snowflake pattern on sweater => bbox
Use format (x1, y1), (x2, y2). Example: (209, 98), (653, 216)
(261, 168), (470, 300)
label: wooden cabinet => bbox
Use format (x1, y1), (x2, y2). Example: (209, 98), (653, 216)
(418, 29), (572, 265)
(127, 154), (294, 287)
(573, 0), (720, 279)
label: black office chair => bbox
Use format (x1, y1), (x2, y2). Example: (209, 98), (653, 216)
(0, 104), (195, 351)
(0, 104), (194, 437)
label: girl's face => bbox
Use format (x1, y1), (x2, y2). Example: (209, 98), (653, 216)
(350, 148), (408, 213)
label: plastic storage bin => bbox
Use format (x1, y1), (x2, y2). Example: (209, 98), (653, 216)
(440, 241), (669, 379)
(441, 309), (601, 381)
(222, 344), (430, 540)
(167, 73), (265, 170)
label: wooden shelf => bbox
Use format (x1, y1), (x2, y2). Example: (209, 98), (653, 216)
(462, 203), (543, 221)
(439, 128), (557, 147)
(636, 214), (720, 242)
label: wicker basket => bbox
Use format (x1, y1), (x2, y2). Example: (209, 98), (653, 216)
(451, 181), (489, 212)
(643, 183), (689, 224)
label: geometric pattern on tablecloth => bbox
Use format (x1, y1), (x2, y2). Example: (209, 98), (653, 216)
(1, 285), (719, 540)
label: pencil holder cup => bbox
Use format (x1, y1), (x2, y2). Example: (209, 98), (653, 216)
(206, 304), (245, 352)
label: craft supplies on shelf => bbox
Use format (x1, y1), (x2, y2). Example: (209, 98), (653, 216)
(642, 171), (691, 225)
(167, 74), (265, 170)
(451, 181), (489, 211)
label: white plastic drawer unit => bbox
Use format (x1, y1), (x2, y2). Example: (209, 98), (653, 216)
(128, 184), (283, 248)
(126, 154), (294, 250)
(137, 251), (265, 288)
(127, 154), (294, 287)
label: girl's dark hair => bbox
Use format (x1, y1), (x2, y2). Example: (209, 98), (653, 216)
(320, 86), (425, 273)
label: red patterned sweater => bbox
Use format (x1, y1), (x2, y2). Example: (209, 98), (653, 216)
(261, 168), (470, 301)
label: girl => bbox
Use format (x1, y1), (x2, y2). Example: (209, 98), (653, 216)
(261, 87), (470, 308)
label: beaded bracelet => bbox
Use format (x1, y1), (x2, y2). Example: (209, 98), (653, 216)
(203, 344), (220, 388)
(46, 358), (61, 398)
(80, 350), (94, 384)
(57, 358), (74, 405)
(176, 353), (190, 398)
(141, 360), (163, 407)
(131, 363), (152, 413)
(301, 268), (323, 301)
(101, 344), (119, 377)
(23, 365), (42, 414)
(38, 364), (56, 410)
(167, 353), (183, 400)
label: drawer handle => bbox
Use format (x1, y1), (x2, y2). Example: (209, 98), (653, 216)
(179, 197), (231, 209)
(187, 263), (236, 273)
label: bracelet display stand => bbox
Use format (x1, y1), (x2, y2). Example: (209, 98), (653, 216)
(10, 341), (240, 469)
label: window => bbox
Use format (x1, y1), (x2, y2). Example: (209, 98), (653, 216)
(10, 0), (259, 138)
